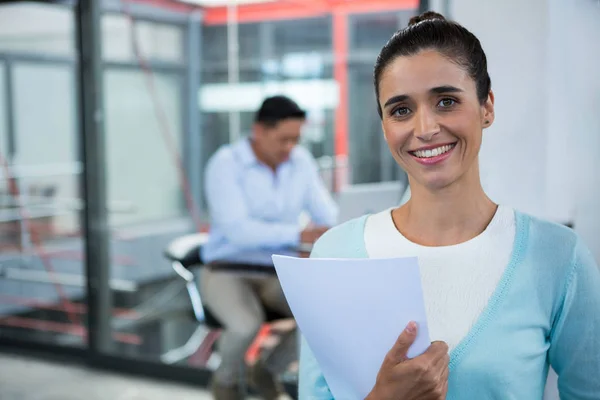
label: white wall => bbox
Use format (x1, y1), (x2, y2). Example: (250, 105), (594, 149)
(429, 0), (600, 262)
(449, 0), (550, 218)
(429, 1), (600, 398)
(546, 0), (600, 262)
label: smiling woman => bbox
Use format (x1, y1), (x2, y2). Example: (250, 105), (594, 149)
(297, 11), (600, 400)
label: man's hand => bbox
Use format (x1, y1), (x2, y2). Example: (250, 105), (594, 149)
(300, 226), (329, 244)
(366, 322), (449, 400)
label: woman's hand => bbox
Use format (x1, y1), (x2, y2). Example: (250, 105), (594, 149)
(366, 322), (449, 400)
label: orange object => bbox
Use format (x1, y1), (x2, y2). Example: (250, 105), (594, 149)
(245, 324), (272, 364)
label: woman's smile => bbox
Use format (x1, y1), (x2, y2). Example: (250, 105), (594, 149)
(409, 142), (457, 165)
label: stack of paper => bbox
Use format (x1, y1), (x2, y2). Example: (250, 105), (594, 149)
(272, 255), (430, 400)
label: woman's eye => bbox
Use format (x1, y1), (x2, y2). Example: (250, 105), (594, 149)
(438, 98), (456, 108)
(393, 107), (411, 117)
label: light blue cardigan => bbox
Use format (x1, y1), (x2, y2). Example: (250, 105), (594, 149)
(299, 211), (600, 399)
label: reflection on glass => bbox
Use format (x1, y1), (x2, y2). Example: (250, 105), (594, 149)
(102, 13), (200, 363)
(0, 3), (74, 56)
(104, 70), (185, 226)
(0, 52), (86, 346)
(350, 12), (401, 50)
(348, 12), (410, 184)
(272, 17), (331, 56)
(102, 14), (184, 63)
(0, 63), (7, 155)
(200, 15), (335, 199)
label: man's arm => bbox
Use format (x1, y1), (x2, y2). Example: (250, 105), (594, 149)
(205, 150), (300, 248)
(303, 154), (339, 227)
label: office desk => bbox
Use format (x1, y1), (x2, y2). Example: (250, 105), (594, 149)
(210, 248), (310, 274)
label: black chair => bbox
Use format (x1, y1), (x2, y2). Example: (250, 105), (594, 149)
(163, 233), (291, 366)
(163, 233), (223, 328)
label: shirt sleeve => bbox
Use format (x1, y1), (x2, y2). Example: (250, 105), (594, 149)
(204, 151), (300, 249)
(549, 239), (600, 399)
(302, 154), (339, 227)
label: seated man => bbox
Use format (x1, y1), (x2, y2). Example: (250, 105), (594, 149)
(201, 95), (338, 400)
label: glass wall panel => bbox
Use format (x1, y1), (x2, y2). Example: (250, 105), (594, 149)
(200, 16), (335, 200)
(350, 12), (400, 51)
(0, 63), (7, 156)
(0, 3), (74, 56)
(272, 17), (331, 56)
(0, 2), (86, 348)
(103, 69), (185, 227)
(102, 14), (184, 63)
(347, 12), (409, 184)
(101, 10), (199, 366)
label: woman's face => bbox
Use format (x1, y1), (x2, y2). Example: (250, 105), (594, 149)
(378, 49), (494, 191)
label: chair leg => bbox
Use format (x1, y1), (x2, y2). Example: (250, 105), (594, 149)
(189, 329), (221, 367)
(161, 325), (210, 365)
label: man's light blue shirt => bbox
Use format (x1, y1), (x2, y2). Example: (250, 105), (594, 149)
(202, 138), (339, 263)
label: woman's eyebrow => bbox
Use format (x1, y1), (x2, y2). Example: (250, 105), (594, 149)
(430, 85), (463, 94)
(384, 86), (463, 108)
(384, 94), (409, 108)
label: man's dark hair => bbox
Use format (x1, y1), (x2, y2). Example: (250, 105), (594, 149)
(374, 11), (491, 118)
(255, 95), (307, 127)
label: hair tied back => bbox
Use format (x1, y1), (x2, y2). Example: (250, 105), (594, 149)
(408, 11), (447, 26)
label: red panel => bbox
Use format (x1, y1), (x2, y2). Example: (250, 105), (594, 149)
(330, 0), (418, 14)
(203, 0), (418, 25)
(333, 11), (348, 159)
(204, 2), (326, 25)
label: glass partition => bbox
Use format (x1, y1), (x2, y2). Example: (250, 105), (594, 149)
(348, 11), (411, 184)
(101, 10), (199, 365)
(0, 63), (7, 156)
(0, 3), (74, 56)
(0, 3), (86, 348)
(103, 69), (185, 226)
(102, 14), (184, 64)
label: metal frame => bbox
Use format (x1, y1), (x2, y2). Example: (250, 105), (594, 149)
(103, 60), (185, 72)
(2, 61), (15, 158)
(103, 0), (191, 26)
(76, 0), (113, 354)
(184, 11), (203, 218)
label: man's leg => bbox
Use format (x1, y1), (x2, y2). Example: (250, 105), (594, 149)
(257, 277), (293, 318)
(259, 276), (297, 366)
(249, 277), (298, 398)
(199, 268), (265, 398)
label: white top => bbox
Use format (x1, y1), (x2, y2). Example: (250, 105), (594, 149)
(364, 205), (516, 351)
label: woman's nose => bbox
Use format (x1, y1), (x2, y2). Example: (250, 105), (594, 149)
(414, 108), (440, 141)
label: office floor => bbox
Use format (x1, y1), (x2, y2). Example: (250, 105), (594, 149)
(0, 353), (215, 400)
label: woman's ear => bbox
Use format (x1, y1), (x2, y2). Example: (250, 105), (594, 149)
(482, 90), (495, 128)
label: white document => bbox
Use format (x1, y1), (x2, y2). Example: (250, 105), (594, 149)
(272, 255), (431, 400)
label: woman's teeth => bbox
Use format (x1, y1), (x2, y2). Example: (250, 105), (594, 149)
(413, 144), (455, 158)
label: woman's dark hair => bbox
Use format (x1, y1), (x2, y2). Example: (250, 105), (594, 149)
(374, 11), (491, 118)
